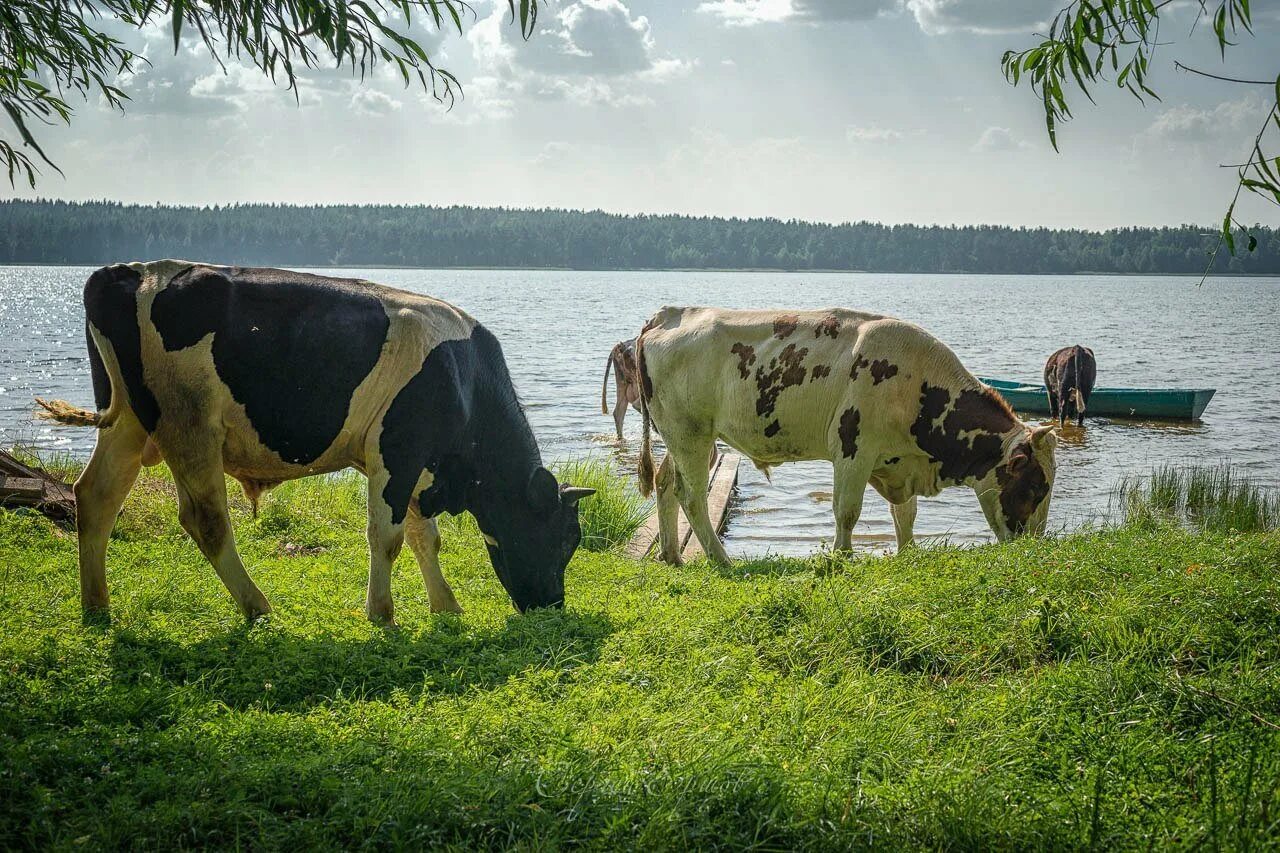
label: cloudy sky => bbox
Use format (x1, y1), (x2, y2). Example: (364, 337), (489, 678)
(11, 0), (1280, 228)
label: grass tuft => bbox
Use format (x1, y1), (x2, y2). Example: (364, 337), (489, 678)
(1115, 464), (1279, 533)
(552, 455), (651, 552)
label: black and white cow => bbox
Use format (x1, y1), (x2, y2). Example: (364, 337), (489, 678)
(40, 261), (594, 622)
(600, 338), (641, 440)
(635, 307), (1058, 564)
(1044, 344), (1096, 427)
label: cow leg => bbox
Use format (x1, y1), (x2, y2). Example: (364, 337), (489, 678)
(655, 454), (683, 564)
(890, 496), (918, 551)
(73, 414), (147, 614)
(832, 456), (875, 552)
(405, 504), (461, 614)
(1047, 389), (1060, 421)
(671, 439), (731, 566)
(612, 378), (629, 440)
(172, 454), (271, 621)
(364, 485), (405, 626)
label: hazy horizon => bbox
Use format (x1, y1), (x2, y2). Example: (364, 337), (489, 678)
(7, 0), (1280, 230)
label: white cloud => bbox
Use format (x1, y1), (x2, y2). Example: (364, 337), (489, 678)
(906, 0), (1057, 35)
(350, 89), (402, 117)
(1145, 95), (1263, 143)
(698, 0), (897, 26)
(464, 0), (688, 114)
(972, 126), (1030, 152)
(697, 0), (793, 26)
(847, 124), (905, 143)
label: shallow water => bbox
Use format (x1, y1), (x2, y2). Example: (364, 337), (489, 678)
(3, 266), (1277, 555)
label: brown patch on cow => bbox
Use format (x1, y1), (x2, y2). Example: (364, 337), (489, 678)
(815, 315), (841, 339)
(838, 407), (862, 459)
(773, 314), (800, 339)
(849, 354), (871, 381)
(947, 388), (1018, 436)
(754, 343), (808, 417)
(997, 443), (1051, 534)
(810, 364), (831, 381)
(731, 342), (757, 380)
(764, 419), (781, 438)
(910, 382), (1009, 484)
(636, 337), (654, 400)
(870, 359), (899, 385)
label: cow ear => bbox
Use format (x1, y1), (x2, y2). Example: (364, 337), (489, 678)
(527, 467), (560, 513)
(560, 485), (597, 506)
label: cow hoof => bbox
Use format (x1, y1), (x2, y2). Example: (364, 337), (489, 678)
(431, 600), (463, 615)
(367, 610), (397, 627)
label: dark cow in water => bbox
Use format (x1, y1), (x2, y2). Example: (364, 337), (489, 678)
(635, 307), (1058, 564)
(39, 261), (594, 622)
(1044, 344), (1096, 427)
(600, 338), (641, 440)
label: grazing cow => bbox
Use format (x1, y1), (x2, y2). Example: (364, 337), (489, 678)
(38, 261), (594, 623)
(1044, 345), (1096, 427)
(600, 338), (641, 440)
(635, 307), (1058, 564)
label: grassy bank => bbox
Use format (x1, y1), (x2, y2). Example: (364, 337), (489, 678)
(3, 465), (1280, 849)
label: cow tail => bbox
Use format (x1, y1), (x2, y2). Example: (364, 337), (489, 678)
(34, 397), (100, 427)
(636, 336), (656, 499)
(601, 345), (615, 415)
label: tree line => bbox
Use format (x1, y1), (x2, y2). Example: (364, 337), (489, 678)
(3, 199), (1279, 275)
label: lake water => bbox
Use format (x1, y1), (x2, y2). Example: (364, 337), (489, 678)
(3, 266), (1277, 555)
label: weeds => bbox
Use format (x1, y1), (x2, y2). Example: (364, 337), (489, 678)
(1115, 464), (1279, 533)
(552, 455), (651, 552)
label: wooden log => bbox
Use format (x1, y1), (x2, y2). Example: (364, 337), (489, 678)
(0, 477), (44, 500)
(0, 450), (76, 525)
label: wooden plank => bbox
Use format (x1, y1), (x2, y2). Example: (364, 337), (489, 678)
(624, 449), (741, 562)
(0, 477), (45, 500)
(682, 452), (740, 562)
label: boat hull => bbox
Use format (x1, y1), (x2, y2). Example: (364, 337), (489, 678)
(979, 378), (1216, 421)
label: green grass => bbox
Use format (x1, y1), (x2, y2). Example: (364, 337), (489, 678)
(551, 456), (651, 552)
(3, 465), (1280, 849)
(1116, 464), (1280, 534)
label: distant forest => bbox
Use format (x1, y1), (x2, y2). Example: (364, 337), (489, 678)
(3, 199), (1279, 274)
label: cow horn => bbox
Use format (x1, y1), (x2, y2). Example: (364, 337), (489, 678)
(560, 485), (597, 505)
(1030, 424), (1057, 450)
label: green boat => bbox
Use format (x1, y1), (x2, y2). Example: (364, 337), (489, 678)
(979, 377), (1216, 421)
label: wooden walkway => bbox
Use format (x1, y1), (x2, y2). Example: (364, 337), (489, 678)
(625, 449), (741, 561)
(0, 450), (76, 525)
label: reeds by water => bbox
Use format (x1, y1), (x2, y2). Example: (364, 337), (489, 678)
(1114, 464), (1279, 533)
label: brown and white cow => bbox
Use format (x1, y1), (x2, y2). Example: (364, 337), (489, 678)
(635, 307), (1058, 564)
(38, 261), (594, 623)
(600, 338), (641, 440)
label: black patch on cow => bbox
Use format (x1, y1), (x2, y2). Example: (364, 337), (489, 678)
(838, 407), (861, 459)
(764, 419), (781, 438)
(811, 364), (831, 381)
(997, 443), (1051, 534)
(754, 343), (808, 417)
(731, 342), (757, 380)
(83, 264), (160, 432)
(850, 354), (871, 381)
(773, 315), (800, 339)
(815, 315), (840, 339)
(870, 359), (899, 385)
(149, 266), (390, 464)
(910, 383), (1009, 484)
(379, 337), (477, 525)
(884, 456), (900, 465)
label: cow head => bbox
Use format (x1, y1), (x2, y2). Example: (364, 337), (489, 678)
(975, 425), (1058, 541)
(474, 467), (595, 612)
